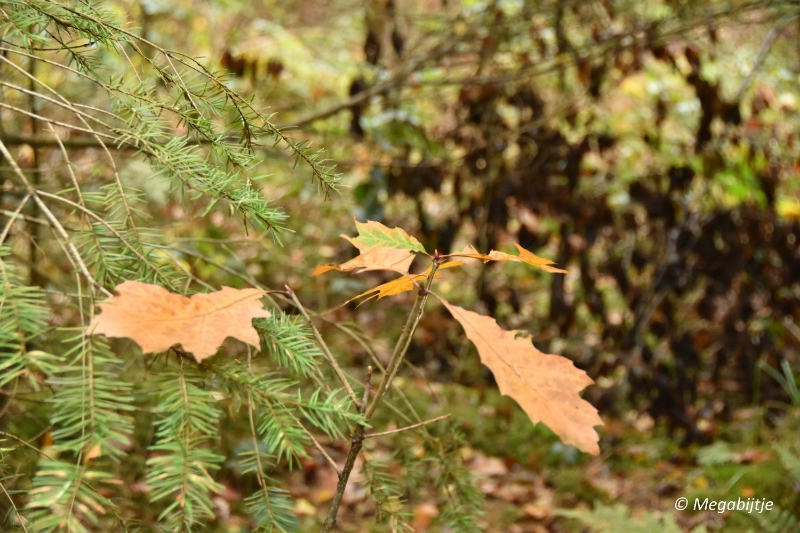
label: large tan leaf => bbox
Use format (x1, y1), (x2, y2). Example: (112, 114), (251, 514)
(450, 243), (568, 274)
(89, 281), (270, 361)
(314, 218), (428, 276)
(440, 300), (602, 454)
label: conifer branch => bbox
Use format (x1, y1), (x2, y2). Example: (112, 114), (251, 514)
(0, 138), (111, 297)
(286, 286), (359, 407)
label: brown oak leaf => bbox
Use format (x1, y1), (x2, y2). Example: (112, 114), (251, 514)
(313, 246), (416, 276)
(89, 281), (270, 361)
(347, 261), (464, 304)
(440, 299), (602, 454)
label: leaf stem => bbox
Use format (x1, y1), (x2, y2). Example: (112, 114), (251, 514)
(320, 256), (440, 532)
(285, 285), (359, 407)
(365, 257), (440, 419)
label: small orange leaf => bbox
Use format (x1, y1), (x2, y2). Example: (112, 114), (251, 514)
(440, 299), (602, 454)
(450, 243), (567, 274)
(89, 281), (270, 361)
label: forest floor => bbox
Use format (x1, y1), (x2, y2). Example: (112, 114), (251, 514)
(273, 381), (794, 533)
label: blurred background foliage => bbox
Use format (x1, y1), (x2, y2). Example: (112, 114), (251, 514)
(2, 0), (800, 531)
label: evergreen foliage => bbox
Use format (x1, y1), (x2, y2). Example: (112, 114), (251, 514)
(0, 1), (483, 530)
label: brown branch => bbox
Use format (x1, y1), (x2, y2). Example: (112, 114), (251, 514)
(320, 368), (372, 533)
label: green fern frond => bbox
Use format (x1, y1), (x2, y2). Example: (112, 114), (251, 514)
(555, 502), (686, 533)
(431, 427), (484, 533)
(753, 506), (799, 533)
(774, 443), (800, 485)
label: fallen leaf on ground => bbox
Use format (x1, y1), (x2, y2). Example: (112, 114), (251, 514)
(412, 502), (440, 532)
(440, 300), (602, 455)
(522, 488), (554, 520)
(294, 498), (317, 516)
(469, 452), (509, 477)
(89, 281), (269, 361)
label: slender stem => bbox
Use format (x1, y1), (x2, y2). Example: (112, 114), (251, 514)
(286, 285), (359, 407)
(320, 368), (373, 533)
(364, 414), (451, 439)
(360, 366), (373, 414)
(0, 138), (111, 297)
(0, 479), (29, 533)
(320, 257), (441, 532)
(365, 259), (440, 419)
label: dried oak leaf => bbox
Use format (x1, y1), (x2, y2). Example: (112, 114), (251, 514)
(450, 243), (568, 273)
(348, 261), (464, 304)
(89, 281), (270, 361)
(441, 299), (602, 454)
(313, 218), (427, 276)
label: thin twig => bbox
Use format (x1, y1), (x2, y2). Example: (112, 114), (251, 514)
(735, 14), (799, 102)
(320, 366), (374, 533)
(0, 138), (111, 296)
(0, 430), (54, 461)
(365, 257), (441, 419)
(0, 193), (32, 244)
(0, 479), (30, 533)
(783, 318), (800, 345)
(364, 414), (451, 439)
(360, 366), (373, 415)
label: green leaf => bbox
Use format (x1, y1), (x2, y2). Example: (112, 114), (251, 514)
(344, 218), (427, 254)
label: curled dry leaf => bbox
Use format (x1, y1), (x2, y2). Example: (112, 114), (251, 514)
(89, 281), (270, 361)
(347, 261), (465, 305)
(450, 243), (568, 273)
(313, 246), (416, 276)
(440, 299), (602, 455)
(313, 218), (427, 276)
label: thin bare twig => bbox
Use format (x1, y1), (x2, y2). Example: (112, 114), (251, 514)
(364, 414), (451, 439)
(0, 138), (111, 296)
(365, 258), (440, 419)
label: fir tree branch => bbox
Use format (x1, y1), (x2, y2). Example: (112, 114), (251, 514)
(0, 138), (111, 297)
(285, 286), (359, 407)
